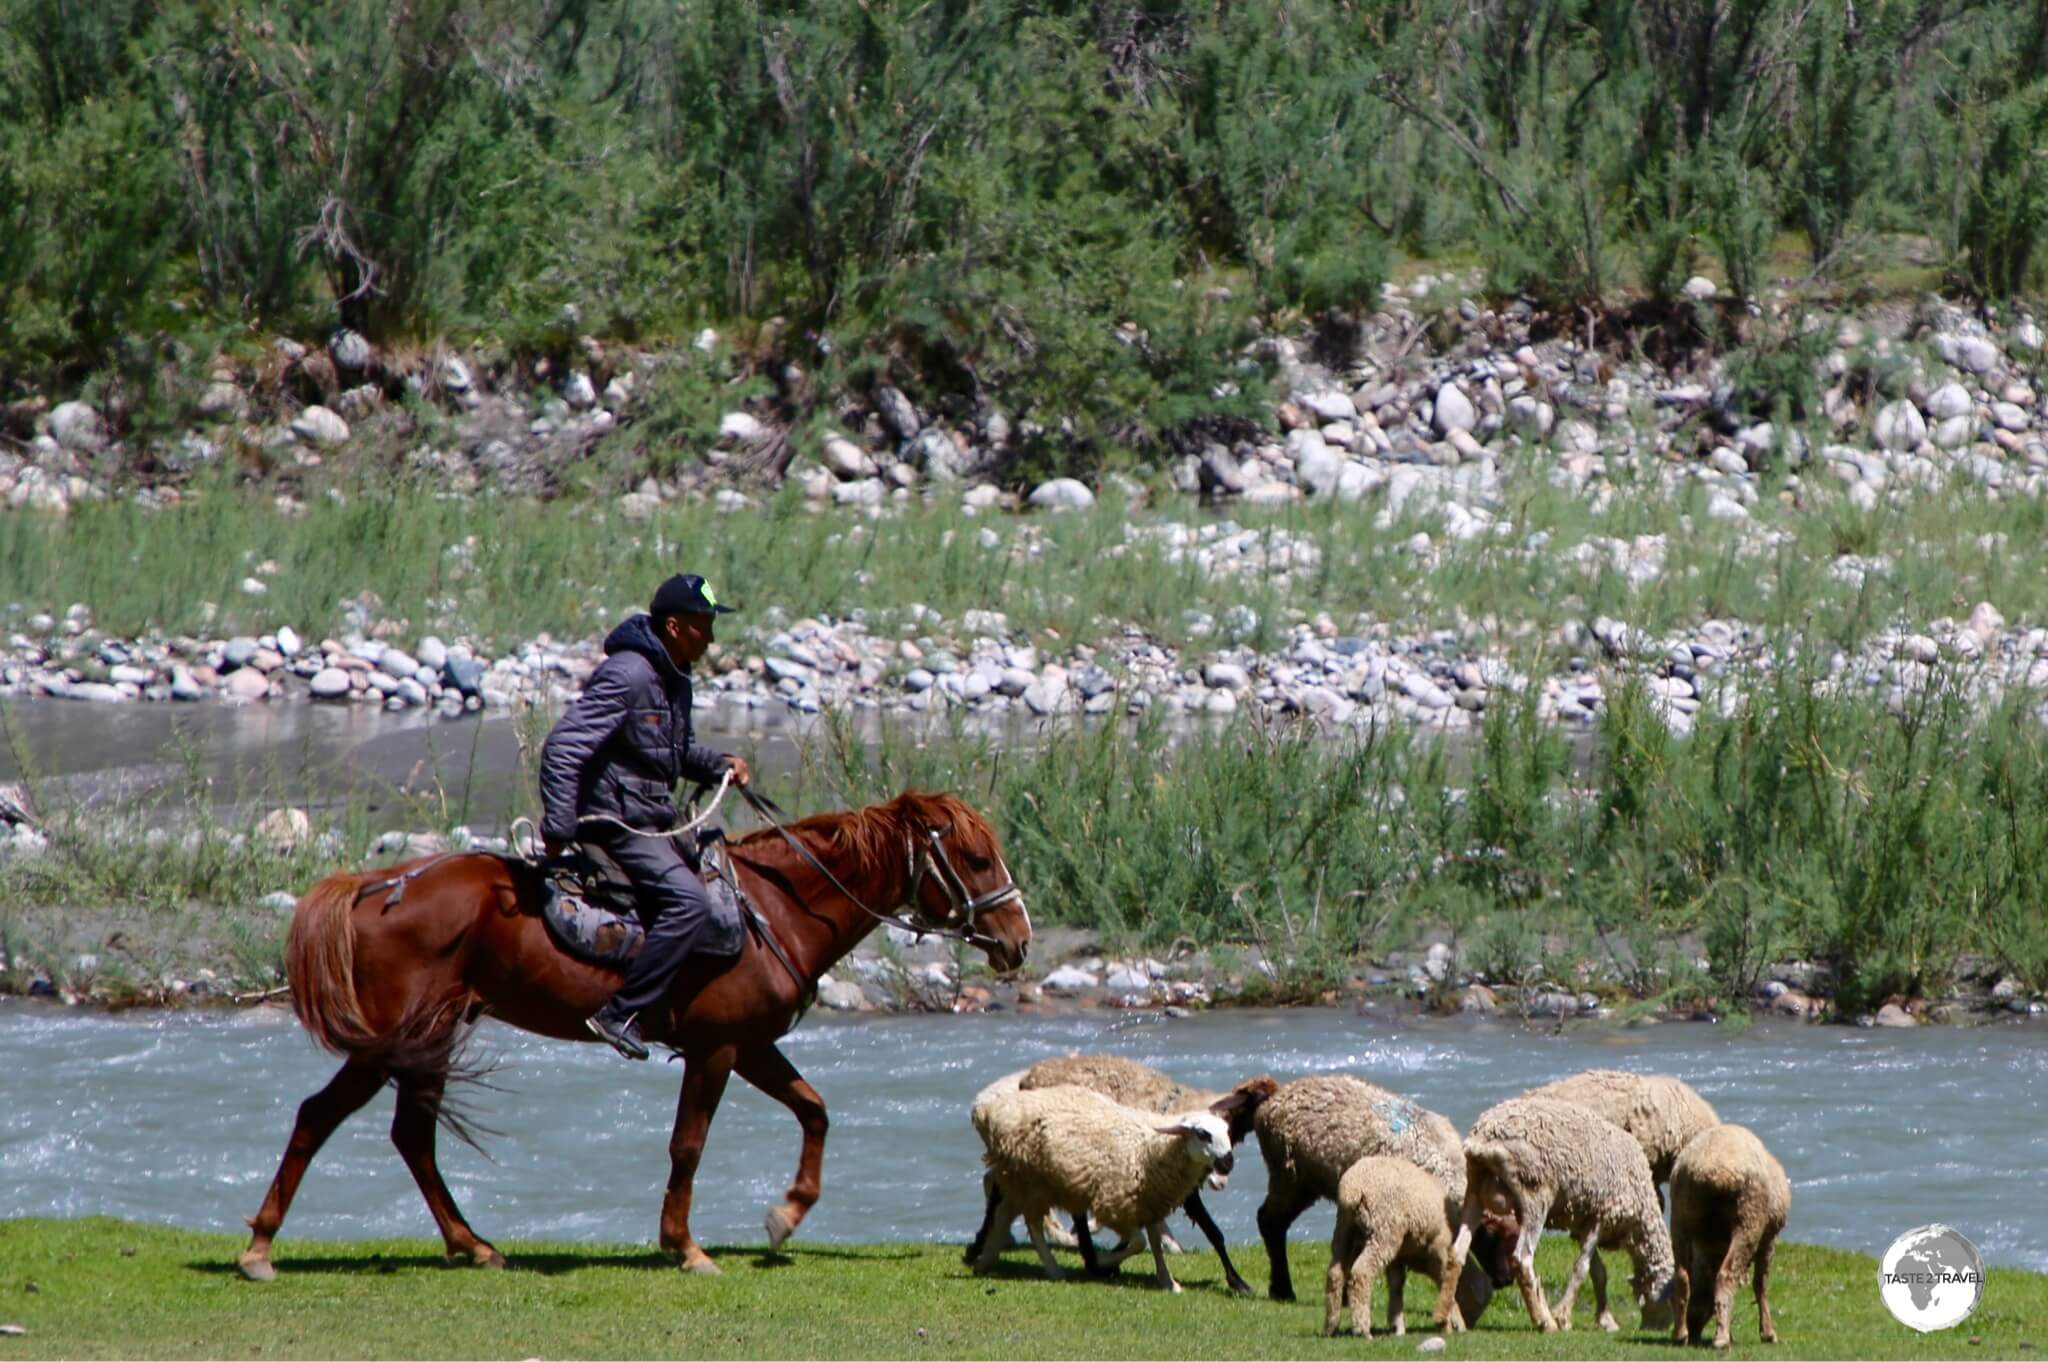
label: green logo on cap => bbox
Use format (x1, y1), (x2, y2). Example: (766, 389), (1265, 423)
(701, 582), (718, 606)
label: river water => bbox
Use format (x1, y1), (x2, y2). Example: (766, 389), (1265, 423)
(1, 1002), (2040, 1271)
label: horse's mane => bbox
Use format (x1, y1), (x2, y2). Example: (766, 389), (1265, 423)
(729, 789), (998, 873)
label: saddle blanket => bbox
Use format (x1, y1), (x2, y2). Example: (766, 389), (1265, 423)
(539, 836), (747, 969)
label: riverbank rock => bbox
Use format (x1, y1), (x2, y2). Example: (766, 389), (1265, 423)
(290, 406), (350, 446)
(818, 976), (870, 1011)
(308, 667), (352, 699)
(1028, 478), (1094, 511)
(49, 401), (105, 453)
(1040, 964), (1098, 993)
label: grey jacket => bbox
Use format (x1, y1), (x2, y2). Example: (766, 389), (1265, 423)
(539, 613), (729, 843)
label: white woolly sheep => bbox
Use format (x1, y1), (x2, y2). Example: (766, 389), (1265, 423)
(1324, 1156), (1467, 1339)
(971, 1080), (1272, 1292)
(1442, 1096), (1678, 1335)
(1020, 1053), (1224, 1116)
(1252, 1073), (1493, 1322)
(965, 1056), (1269, 1293)
(1521, 1069), (1720, 1189)
(1669, 1124), (1791, 1348)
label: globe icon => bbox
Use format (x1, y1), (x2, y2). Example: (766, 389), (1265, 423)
(1879, 1225), (1984, 1332)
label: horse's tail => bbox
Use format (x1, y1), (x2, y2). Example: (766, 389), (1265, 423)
(286, 871), (377, 1056)
(285, 865), (504, 1152)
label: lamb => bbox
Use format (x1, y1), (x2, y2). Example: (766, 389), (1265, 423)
(965, 1055), (1268, 1293)
(1252, 1073), (1493, 1322)
(1668, 1124), (1790, 1348)
(1324, 1157), (1467, 1339)
(971, 1076), (1277, 1292)
(1442, 1096), (1678, 1335)
(1521, 1069), (1720, 1189)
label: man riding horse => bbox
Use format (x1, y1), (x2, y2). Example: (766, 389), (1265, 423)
(539, 572), (755, 1060)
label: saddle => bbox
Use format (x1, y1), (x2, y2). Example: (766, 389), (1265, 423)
(538, 831), (749, 969)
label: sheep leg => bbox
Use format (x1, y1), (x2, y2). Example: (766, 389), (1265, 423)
(1714, 1217), (1771, 1348)
(1023, 1205), (1065, 1281)
(1588, 1249), (1619, 1331)
(1432, 1241), (1468, 1334)
(1345, 1241), (1394, 1338)
(1386, 1261), (1410, 1337)
(1098, 1227), (1147, 1263)
(1512, 1214), (1559, 1332)
(1257, 1173), (1317, 1300)
(1182, 1190), (1253, 1296)
(973, 1192), (1021, 1275)
(1146, 1223), (1182, 1293)
(1324, 1217), (1359, 1336)
(1073, 1217), (1115, 1278)
(1753, 1229), (1779, 1344)
(1551, 1226), (1602, 1330)
(965, 1177), (1004, 1265)
(1432, 1209), (1477, 1331)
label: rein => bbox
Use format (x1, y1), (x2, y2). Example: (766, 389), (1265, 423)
(735, 786), (1019, 953)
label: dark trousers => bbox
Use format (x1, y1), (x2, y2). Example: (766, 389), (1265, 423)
(594, 830), (743, 1017)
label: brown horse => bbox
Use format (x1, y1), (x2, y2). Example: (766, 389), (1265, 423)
(239, 788), (1031, 1281)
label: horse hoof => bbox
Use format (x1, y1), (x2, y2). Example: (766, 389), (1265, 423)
(469, 1247), (508, 1270)
(764, 1206), (796, 1251)
(683, 1254), (722, 1276)
(237, 1254), (277, 1283)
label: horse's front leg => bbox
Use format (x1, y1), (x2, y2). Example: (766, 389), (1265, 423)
(662, 1044), (736, 1274)
(736, 1044), (828, 1250)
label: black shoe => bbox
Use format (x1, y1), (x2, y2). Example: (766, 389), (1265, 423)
(586, 1009), (649, 1061)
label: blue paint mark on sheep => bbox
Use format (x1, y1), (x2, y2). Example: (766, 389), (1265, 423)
(1372, 1097), (1419, 1135)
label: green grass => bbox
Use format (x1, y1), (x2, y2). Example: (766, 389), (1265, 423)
(0, 1218), (2038, 1360)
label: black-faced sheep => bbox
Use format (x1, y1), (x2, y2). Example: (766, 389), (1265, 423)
(1252, 1073), (1494, 1322)
(1324, 1156), (1467, 1339)
(971, 1077), (1278, 1293)
(1669, 1123), (1791, 1348)
(1442, 1097), (1678, 1335)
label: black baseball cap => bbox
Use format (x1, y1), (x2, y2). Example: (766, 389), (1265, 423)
(650, 573), (736, 619)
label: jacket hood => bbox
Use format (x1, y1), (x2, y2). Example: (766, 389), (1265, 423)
(603, 612), (684, 679)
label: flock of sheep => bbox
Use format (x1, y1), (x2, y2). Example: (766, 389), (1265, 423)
(965, 1056), (1792, 1349)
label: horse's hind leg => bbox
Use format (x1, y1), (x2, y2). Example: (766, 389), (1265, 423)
(391, 1070), (504, 1269)
(240, 1058), (385, 1281)
(736, 1044), (827, 1251)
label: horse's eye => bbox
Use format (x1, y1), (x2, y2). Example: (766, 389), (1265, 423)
(966, 854), (991, 872)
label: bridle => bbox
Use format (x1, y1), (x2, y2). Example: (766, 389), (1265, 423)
(738, 787), (1022, 952)
(902, 824), (1025, 949)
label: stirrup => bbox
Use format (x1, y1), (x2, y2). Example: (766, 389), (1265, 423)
(585, 1011), (650, 1061)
